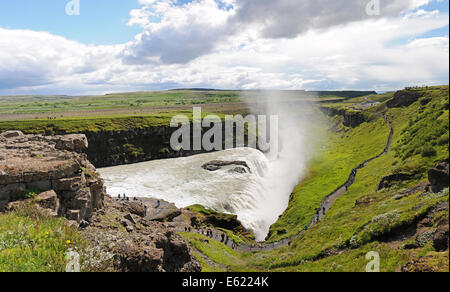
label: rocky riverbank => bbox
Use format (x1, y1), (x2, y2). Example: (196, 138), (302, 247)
(0, 131), (201, 272)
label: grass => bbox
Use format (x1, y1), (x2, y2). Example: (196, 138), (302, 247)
(0, 91), (241, 116)
(267, 112), (390, 241)
(0, 111), (226, 135)
(1, 86), (448, 272)
(180, 232), (252, 272)
(251, 85), (450, 271)
(189, 85), (449, 272)
(184, 205), (255, 244)
(0, 90), (374, 116)
(0, 204), (87, 272)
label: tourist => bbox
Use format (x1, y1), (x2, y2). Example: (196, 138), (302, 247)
(156, 200), (161, 208)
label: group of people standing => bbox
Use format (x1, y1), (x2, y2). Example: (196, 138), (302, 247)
(196, 228), (230, 245)
(117, 194), (162, 217)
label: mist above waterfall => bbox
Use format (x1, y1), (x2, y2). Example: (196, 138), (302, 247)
(241, 91), (325, 240)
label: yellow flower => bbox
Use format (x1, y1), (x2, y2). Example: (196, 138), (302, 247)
(66, 240), (71, 244)
(45, 232), (49, 235)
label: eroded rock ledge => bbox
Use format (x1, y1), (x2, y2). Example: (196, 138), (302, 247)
(0, 130), (201, 272)
(0, 130), (104, 220)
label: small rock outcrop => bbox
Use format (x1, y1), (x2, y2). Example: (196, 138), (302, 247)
(141, 198), (181, 222)
(433, 221), (449, 252)
(378, 173), (415, 190)
(319, 107), (369, 128)
(386, 90), (426, 108)
(202, 160), (251, 173)
(428, 160), (449, 193)
(0, 131), (105, 221)
(85, 196), (201, 272)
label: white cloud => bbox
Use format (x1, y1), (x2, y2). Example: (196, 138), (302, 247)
(0, 0), (448, 94)
(122, 0), (234, 64)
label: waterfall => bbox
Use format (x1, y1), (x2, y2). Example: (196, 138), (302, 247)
(99, 148), (274, 240)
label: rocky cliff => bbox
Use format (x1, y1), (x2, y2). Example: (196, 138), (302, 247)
(83, 126), (194, 168)
(387, 89), (426, 108)
(0, 130), (104, 221)
(0, 130), (201, 272)
(320, 107), (371, 128)
(17, 124), (251, 168)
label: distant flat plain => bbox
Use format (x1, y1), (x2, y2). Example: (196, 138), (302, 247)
(0, 90), (363, 121)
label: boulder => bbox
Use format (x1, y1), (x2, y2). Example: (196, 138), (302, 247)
(1, 131), (24, 139)
(124, 213), (138, 225)
(5, 190), (59, 215)
(378, 173), (415, 190)
(202, 160), (251, 172)
(52, 175), (85, 192)
(55, 134), (88, 153)
(120, 201), (146, 218)
(141, 198), (181, 222)
(116, 241), (165, 272)
(428, 160), (449, 193)
(433, 223), (449, 251)
(228, 167), (248, 174)
(66, 209), (80, 221)
(34, 190), (59, 211)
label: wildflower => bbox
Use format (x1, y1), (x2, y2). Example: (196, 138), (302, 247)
(66, 240), (71, 244)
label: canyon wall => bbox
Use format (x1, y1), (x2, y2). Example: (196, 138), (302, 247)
(0, 130), (105, 220)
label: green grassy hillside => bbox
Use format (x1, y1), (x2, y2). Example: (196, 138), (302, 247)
(182, 86), (449, 272)
(1, 86), (448, 272)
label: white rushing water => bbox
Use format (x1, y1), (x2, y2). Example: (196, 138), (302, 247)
(99, 148), (282, 240)
(98, 100), (318, 241)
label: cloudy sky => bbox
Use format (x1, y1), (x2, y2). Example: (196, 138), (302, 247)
(0, 0), (448, 95)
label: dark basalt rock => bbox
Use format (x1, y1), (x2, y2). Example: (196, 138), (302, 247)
(433, 222), (449, 251)
(378, 173), (415, 190)
(228, 166), (248, 174)
(202, 160), (251, 173)
(428, 159), (449, 193)
(386, 90), (426, 108)
(319, 107), (369, 128)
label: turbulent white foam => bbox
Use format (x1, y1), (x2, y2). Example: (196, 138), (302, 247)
(99, 148), (277, 240)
